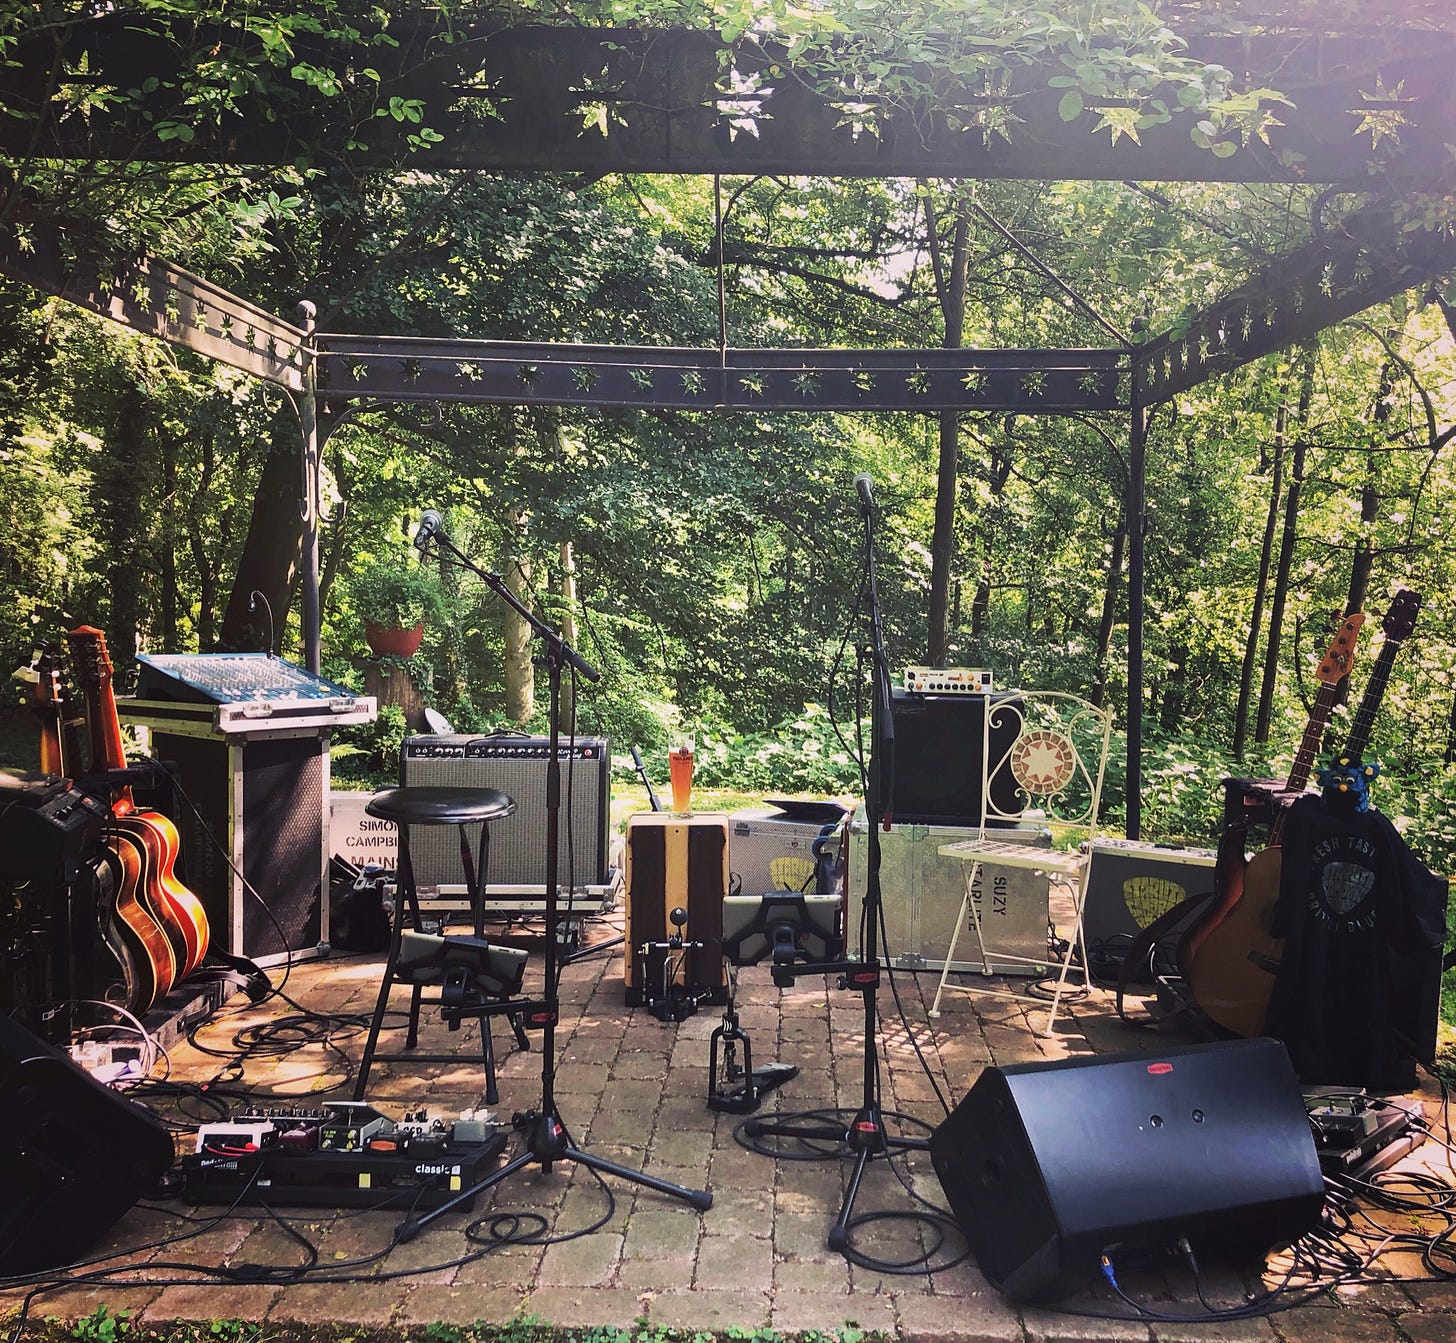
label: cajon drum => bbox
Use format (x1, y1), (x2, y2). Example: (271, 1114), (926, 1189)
(624, 812), (730, 1007)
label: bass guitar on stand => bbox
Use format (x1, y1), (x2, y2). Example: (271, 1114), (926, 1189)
(1317, 589), (1421, 815)
(1184, 611), (1365, 1036)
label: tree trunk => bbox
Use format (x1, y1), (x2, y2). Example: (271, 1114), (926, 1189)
(502, 506), (534, 724)
(219, 407), (304, 653)
(159, 425), (179, 651)
(970, 564), (990, 637)
(1090, 512), (1127, 710)
(97, 378), (153, 660)
(1161, 643), (1189, 731)
(186, 431), (219, 650)
(924, 188), (972, 666)
(1254, 355), (1316, 744)
(1232, 412), (1286, 760)
(560, 540), (578, 727)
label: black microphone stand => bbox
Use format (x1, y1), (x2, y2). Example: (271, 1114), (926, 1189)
(398, 523), (711, 1241)
(740, 481), (927, 1257)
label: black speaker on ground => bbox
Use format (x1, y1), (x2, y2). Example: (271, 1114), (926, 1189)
(888, 690), (1023, 826)
(929, 1037), (1325, 1301)
(0, 1015), (176, 1274)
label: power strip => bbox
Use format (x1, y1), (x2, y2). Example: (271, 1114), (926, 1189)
(69, 1040), (145, 1073)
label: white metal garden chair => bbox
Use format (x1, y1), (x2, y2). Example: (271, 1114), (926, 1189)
(927, 690), (1115, 1036)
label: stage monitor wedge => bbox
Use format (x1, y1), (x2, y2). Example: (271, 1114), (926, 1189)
(0, 1015), (176, 1274)
(930, 1038), (1324, 1301)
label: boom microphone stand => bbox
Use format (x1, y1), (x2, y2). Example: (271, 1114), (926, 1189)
(399, 512), (712, 1240)
(740, 473), (928, 1256)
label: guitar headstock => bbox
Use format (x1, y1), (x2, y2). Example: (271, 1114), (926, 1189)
(66, 624), (113, 689)
(30, 643), (66, 710)
(1381, 587), (1421, 644)
(1315, 612), (1365, 686)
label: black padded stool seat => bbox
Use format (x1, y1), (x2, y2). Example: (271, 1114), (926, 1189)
(354, 784), (520, 1104)
(365, 786), (515, 829)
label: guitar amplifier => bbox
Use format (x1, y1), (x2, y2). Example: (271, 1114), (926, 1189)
(1083, 839), (1216, 980)
(399, 735), (610, 891)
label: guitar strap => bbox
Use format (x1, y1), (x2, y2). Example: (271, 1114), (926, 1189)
(190, 949), (272, 1004)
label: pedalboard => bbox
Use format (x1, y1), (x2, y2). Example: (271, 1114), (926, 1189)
(902, 666), (993, 695)
(182, 1101), (507, 1208)
(1305, 1091), (1425, 1178)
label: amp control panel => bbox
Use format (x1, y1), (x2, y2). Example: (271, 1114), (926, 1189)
(902, 667), (994, 696)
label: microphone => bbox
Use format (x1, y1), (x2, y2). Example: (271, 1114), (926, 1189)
(412, 509), (443, 550)
(854, 473), (875, 517)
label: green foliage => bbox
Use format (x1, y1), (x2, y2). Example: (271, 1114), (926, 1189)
(58, 1307), (131, 1343)
(348, 555), (448, 629)
(692, 704), (862, 796)
(331, 704), (408, 789)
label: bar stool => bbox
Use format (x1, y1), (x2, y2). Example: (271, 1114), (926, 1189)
(353, 786), (528, 1103)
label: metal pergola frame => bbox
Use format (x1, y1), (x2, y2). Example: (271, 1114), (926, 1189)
(3, 16), (1455, 833)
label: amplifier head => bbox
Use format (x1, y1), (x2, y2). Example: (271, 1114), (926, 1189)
(400, 734), (610, 889)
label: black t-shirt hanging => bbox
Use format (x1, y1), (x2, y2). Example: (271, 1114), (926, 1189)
(1265, 795), (1447, 1092)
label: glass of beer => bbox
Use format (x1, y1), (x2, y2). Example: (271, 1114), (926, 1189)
(668, 731), (695, 814)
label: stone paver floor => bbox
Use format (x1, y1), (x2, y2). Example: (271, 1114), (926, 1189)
(4, 907), (1454, 1341)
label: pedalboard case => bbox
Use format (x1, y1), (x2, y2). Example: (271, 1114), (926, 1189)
(181, 1102), (507, 1208)
(847, 808), (1050, 974)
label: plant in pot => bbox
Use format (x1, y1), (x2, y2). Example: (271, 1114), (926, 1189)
(352, 555), (448, 658)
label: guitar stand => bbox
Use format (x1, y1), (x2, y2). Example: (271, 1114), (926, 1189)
(707, 966), (798, 1114)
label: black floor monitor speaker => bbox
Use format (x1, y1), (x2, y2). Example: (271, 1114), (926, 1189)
(0, 1015), (176, 1273)
(929, 1037), (1325, 1301)
(400, 735), (611, 889)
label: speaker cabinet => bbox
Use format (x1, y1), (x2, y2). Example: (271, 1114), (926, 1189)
(0, 1015), (176, 1273)
(145, 729), (328, 965)
(1082, 839), (1216, 980)
(930, 1038), (1324, 1301)
(889, 690), (1023, 827)
(400, 735), (610, 890)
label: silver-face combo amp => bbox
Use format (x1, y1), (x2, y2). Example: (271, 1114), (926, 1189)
(399, 735), (612, 899)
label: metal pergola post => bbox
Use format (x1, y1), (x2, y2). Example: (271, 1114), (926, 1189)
(1126, 363), (1148, 839)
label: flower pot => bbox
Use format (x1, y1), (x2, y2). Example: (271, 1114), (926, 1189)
(364, 620), (425, 658)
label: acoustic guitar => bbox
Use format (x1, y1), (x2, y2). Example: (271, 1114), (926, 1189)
(67, 627), (211, 1002)
(1184, 611), (1365, 1036)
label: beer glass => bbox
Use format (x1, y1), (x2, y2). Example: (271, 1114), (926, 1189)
(668, 731), (695, 814)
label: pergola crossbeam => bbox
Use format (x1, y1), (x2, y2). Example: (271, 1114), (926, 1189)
(0, 227), (306, 390)
(318, 336), (1125, 413)
(3, 20), (1454, 184)
(1138, 204), (1456, 401)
